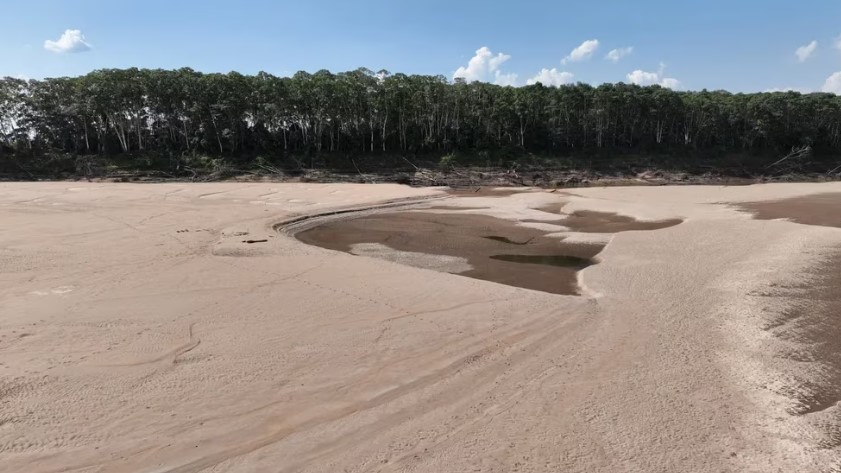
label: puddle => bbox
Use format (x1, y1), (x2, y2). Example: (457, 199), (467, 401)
(736, 193), (841, 228)
(296, 209), (679, 296)
(490, 254), (593, 268)
(483, 236), (534, 245)
(296, 212), (598, 295)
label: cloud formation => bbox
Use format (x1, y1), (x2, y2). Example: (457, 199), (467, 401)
(44, 29), (92, 53)
(562, 39), (599, 64)
(454, 47), (515, 85)
(659, 78), (681, 90)
(493, 71), (518, 87)
(526, 68), (574, 87)
(764, 87), (811, 93)
(822, 72), (841, 94)
(795, 40), (817, 62)
(626, 63), (680, 89)
(605, 47), (633, 63)
(627, 70), (659, 85)
(454, 45), (681, 90)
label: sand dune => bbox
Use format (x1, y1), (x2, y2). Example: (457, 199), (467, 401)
(2, 181), (841, 472)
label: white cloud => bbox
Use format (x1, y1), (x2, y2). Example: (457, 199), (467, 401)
(627, 70), (660, 85)
(795, 40), (817, 62)
(493, 71), (518, 87)
(44, 29), (92, 53)
(605, 47), (633, 63)
(822, 72), (841, 94)
(659, 78), (681, 90)
(626, 63), (680, 89)
(526, 68), (574, 87)
(454, 46), (513, 83)
(562, 39), (599, 64)
(764, 87), (811, 93)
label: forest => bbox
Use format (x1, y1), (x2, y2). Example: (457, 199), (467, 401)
(2, 67), (841, 179)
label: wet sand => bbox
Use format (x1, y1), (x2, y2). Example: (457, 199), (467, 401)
(3, 182), (841, 472)
(738, 192), (841, 228)
(533, 204), (684, 233)
(296, 210), (680, 295)
(737, 193), (841, 426)
(297, 212), (601, 295)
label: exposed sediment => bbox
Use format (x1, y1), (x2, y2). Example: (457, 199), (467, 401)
(294, 204), (681, 295)
(3, 182), (841, 472)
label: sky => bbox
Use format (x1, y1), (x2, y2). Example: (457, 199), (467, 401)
(3, 0), (841, 93)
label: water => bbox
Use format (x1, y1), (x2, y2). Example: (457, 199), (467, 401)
(490, 254), (593, 268)
(296, 211), (606, 295)
(483, 236), (534, 245)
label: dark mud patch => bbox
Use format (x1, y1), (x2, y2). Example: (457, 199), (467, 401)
(737, 193), (841, 228)
(297, 212), (600, 295)
(532, 205), (682, 233)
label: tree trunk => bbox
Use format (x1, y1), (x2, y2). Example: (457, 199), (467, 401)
(83, 119), (90, 152)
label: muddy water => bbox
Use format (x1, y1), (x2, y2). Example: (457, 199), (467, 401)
(297, 212), (600, 295)
(490, 254), (593, 268)
(297, 210), (681, 296)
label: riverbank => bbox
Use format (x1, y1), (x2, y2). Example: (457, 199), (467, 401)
(2, 181), (841, 472)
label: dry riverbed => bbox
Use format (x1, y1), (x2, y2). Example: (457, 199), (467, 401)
(2, 181), (841, 472)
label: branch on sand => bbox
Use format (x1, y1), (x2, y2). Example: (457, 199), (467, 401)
(766, 145), (812, 170)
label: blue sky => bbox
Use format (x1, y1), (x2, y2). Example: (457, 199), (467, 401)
(3, 0), (841, 93)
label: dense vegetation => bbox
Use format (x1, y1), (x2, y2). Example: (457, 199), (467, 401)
(2, 67), (840, 177)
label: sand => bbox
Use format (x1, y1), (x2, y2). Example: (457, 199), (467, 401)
(2, 181), (841, 472)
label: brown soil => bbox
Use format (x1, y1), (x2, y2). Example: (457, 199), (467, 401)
(737, 193), (841, 228)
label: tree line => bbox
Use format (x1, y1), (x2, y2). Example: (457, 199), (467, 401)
(2, 67), (840, 173)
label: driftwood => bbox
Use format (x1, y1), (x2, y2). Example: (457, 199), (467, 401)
(766, 145), (812, 169)
(400, 156), (420, 171)
(350, 158), (374, 184)
(255, 162), (283, 175)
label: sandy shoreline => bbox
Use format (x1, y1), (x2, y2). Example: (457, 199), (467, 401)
(2, 182), (841, 472)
